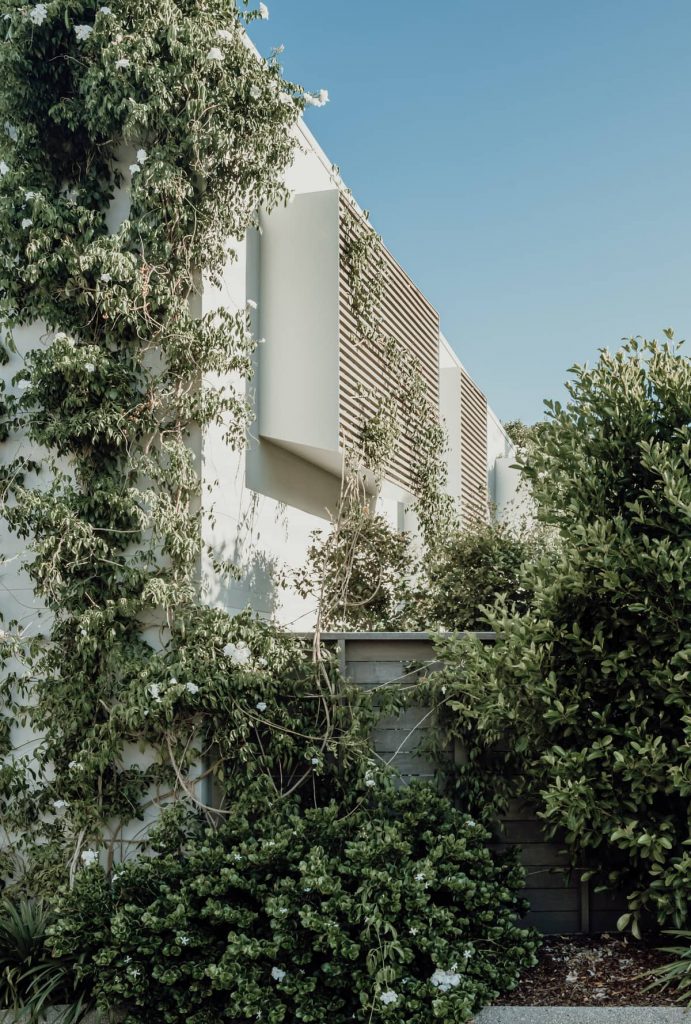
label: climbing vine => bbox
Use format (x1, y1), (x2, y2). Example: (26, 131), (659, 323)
(0, 0), (374, 886)
(298, 205), (455, 632)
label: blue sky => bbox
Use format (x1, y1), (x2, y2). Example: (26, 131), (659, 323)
(250, 1), (691, 424)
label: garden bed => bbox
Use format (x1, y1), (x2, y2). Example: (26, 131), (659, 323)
(503, 935), (681, 1006)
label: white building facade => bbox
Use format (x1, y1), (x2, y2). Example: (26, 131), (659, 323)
(0, 117), (520, 638)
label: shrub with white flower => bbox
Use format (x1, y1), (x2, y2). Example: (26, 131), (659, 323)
(74, 24), (93, 41)
(49, 786), (538, 1024)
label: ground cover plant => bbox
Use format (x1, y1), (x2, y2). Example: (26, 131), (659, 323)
(429, 337), (691, 934)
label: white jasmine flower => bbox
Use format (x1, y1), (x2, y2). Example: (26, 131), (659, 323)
(74, 24), (93, 41)
(52, 799), (67, 811)
(186, 681), (199, 695)
(136, 148), (147, 164)
(115, 57), (130, 69)
(207, 46), (223, 61)
(311, 757), (320, 767)
(409, 926), (418, 935)
(178, 935), (190, 945)
(364, 771), (376, 788)
(270, 966), (285, 982)
(98, 5), (111, 13)
(129, 163), (141, 175)
(84, 362), (96, 373)
(255, 701), (267, 713)
(232, 852), (242, 861)
(246, 299), (257, 310)
(24, 191), (37, 201)
(379, 991), (398, 1005)
(79, 626), (88, 636)
(21, 218), (32, 229)
(5, 123), (18, 141)
(415, 872), (425, 882)
(147, 682), (162, 701)
(100, 272), (112, 282)
(0, 161), (8, 176)
(81, 849), (99, 867)
(258, 3), (269, 18)
(249, 84), (261, 100)
(28, 3), (48, 25)
(466, 818), (477, 828)
(223, 641), (251, 665)
(463, 948), (473, 960)
(430, 967), (461, 993)
(216, 28), (233, 40)
(169, 676), (178, 686)
(68, 760), (81, 771)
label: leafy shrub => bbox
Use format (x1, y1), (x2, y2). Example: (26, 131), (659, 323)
(431, 338), (691, 932)
(49, 786), (538, 1024)
(420, 519), (548, 630)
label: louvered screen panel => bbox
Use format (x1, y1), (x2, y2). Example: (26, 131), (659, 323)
(460, 368), (488, 525)
(338, 197), (440, 494)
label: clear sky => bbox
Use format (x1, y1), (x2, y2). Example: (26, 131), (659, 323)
(249, 1), (691, 424)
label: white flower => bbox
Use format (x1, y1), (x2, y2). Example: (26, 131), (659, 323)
(129, 163), (141, 175)
(24, 191), (37, 201)
(430, 968), (461, 993)
(186, 682), (199, 695)
(21, 218), (32, 229)
(136, 148), (148, 164)
(79, 626), (88, 636)
(98, 5), (111, 13)
(0, 161), (8, 176)
(379, 990), (398, 1005)
(147, 682), (162, 701)
(81, 850), (99, 867)
(207, 47), (224, 61)
(5, 123), (18, 141)
(466, 818), (477, 828)
(249, 84), (261, 100)
(223, 641), (251, 665)
(100, 272), (112, 282)
(216, 28), (233, 41)
(270, 966), (285, 982)
(52, 799), (67, 811)
(258, 3), (269, 19)
(463, 949), (473, 960)
(364, 771), (376, 788)
(409, 926), (418, 936)
(246, 299), (257, 310)
(255, 701), (267, 713)
(84, 362), (96, 373)
(311, 757), (320, 766)
(178, 935), (190, 945)
(415, 872), (425, 882)
(169, 676), (178, 686)
(115, 57), (130, 69)
(68, 760), (82, 771)
(74, 24), (93, 41)
(28, 3), (48, 25)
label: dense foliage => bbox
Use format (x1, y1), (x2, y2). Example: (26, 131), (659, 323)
(419, 518), (547, 631)
(430, 338), (691, 933)
(48, 786), (537, 1024)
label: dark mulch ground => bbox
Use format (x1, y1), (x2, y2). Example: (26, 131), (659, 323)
(504, 935), (681, 1006)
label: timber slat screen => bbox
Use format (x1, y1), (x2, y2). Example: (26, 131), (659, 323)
(338, 197), (440, 495)
(318, 632), (627, 936)
(459, 369), (488, 525)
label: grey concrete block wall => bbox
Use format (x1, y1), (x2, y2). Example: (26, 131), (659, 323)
(321, 631), (629, 936)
